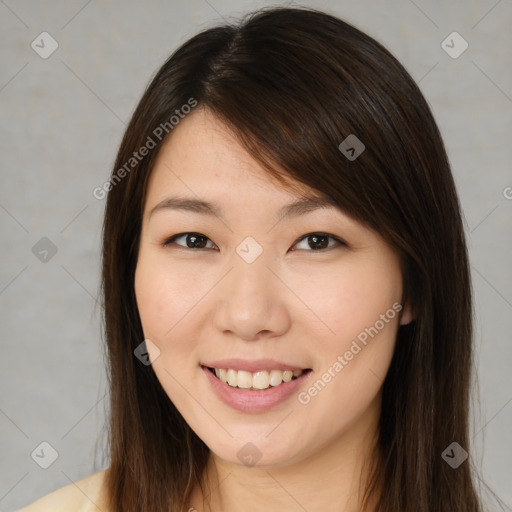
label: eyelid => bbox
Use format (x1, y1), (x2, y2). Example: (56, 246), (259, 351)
(162, 232), (217, 250)
(292, 232), (346, 250)
(161, 232), (347, 251)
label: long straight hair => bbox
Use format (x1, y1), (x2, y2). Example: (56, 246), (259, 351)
(101, 7), (484, 511)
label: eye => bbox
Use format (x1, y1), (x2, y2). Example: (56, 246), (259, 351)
(291, 232), (345, 251)
(162, 232), (216, 250)
(162, 232), (345, 252)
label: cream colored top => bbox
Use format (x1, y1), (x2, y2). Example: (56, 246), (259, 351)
(16, 469), (109, 512)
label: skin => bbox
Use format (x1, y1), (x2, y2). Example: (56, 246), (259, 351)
(134, 107), (412, 512)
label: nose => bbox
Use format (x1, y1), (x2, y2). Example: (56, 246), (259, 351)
(211, 252), (291, 342)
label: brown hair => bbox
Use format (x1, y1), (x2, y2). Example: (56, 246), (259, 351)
(101, 6), (486, 511)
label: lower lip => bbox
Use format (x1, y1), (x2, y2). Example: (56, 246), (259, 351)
(202, 366), (312, 413)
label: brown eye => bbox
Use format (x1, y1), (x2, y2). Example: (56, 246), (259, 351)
(163, 233), (216, 250)
(292, 233), (344, 251)
(162, 231), (345, 252)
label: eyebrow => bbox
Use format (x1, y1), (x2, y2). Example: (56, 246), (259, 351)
(148, 194), (341, 222)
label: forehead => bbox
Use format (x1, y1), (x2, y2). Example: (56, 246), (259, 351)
(139, 108), (393, 254)
(144, 108), (319, 210)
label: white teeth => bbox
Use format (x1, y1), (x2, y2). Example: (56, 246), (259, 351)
(237, 370), (253, 389)
(227, 368), (237, 386)
(211, 367), (305, 390)
(252, 371), (269, 390)
(269, 369), (283, 387)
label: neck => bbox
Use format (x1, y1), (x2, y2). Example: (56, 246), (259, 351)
(190, 395), (383, 512)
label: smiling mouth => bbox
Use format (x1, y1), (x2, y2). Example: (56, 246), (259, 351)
(205, 366), (312, 390)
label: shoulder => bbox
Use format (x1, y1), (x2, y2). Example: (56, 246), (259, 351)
(16, 469), (109, 512)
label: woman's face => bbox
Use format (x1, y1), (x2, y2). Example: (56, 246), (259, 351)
(135, 107), (411, 468)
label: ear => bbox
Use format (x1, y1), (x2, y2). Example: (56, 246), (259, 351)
(399, 302), (414, 325)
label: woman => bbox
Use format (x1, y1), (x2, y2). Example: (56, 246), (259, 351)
(18, 6), (492, 512)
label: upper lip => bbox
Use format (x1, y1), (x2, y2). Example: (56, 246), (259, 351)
(202, 358), (309, 373)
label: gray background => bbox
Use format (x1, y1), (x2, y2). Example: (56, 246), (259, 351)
(1, 0), (511, 510)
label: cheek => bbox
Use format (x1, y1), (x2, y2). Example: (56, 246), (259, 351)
(134, 259), (206, 407)
(134, 258), (194, 345)
(295, 274), (401, 428)
(294, 255), (402, 413)
(291, 257), (402, 350)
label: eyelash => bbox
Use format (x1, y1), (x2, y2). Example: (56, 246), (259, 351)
(161, 232), (346, 252)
